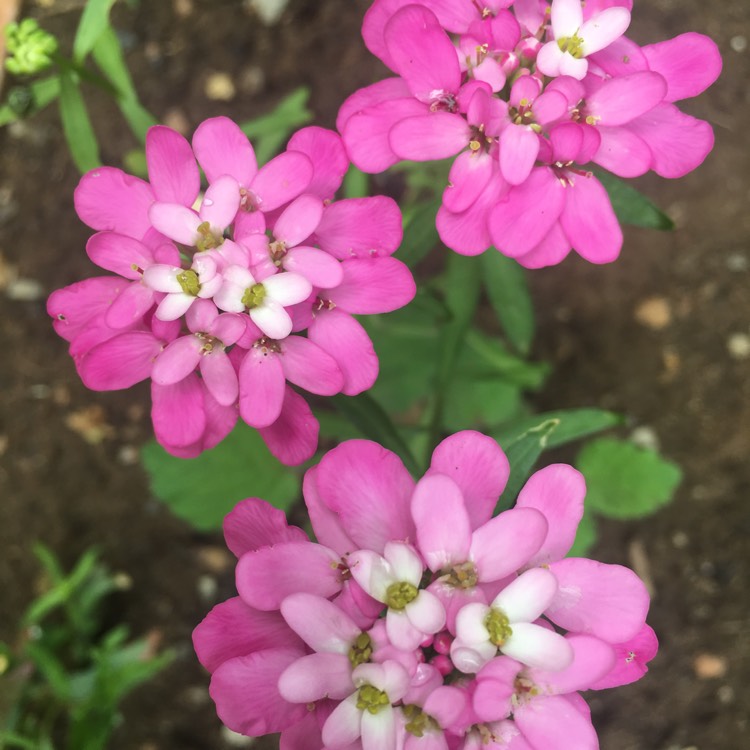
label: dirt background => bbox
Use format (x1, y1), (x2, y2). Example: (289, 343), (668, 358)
(0, 0), (748, 748)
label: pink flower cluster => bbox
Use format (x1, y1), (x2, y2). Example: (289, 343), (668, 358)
(48, 119), (415, 464)
(194, 432), (657, 749)
(338, 0), (721, 266)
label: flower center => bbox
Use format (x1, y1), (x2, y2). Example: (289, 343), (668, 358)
(356, 684), (390, 715)
(195, 332), (221, 355)
(468, 124), (495, 153)
(557, 34), (584, 58)
(402, 704), (439, 738)
(177, 269), (201, 296)
(386, 581), (418, 611)
(485, 608), (513, 647)
(348, 632), (373, 668)
(444, 561), (478, 589)
(269, 239), (287, 265)
(242, 283), (267, 309)
(195, 220), (224, 252)
(429, 90), (458, 113)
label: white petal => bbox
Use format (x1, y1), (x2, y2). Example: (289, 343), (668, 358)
(249, 300), (293, 339)
(143, 265), (183, 293)
(455, 602), (491, 645)
(501, 622), (574, 671)
(492, 568), (558, 624)
(385, 609), (424, 651)
(405, 590), (446, 635)
(348, 550), (394, 602)
(155, 292), (194, 321)
(322, 694), (362, 748)
(383, 542), (423, 586)
(450, 640), (497, 674)
(580, 7), (631, 55)
(213, 282), (246, 313)
(361, 705), (397, 750)
(551, 0), (583, 37)
(263, 271), (312, 306)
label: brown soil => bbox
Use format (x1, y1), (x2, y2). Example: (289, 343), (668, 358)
(1, 1), (748, 749)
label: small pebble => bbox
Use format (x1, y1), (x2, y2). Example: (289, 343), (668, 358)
(635, 296), (672, 330)
(205, 72), (236, 101)
(717, 685), (735, 704)
(221, 726), (255, 747)
(247, 0), (290, 25)
(630, 426), (660, 452)
(730, 35), (747, 53)
(6, 278), (44, 301)
(727, 332), (750, 360)
(693, 653), (728, 679)
(672, 531), (689, 549)
(117, 445), (140, 466)
(163, 108), (190, 135)
(198, 546), (234, 573)
(726, 253), (748, 272)
(173, 0), (193, 17)
(28, 384), (51, 399)
(197, 574), (218, 603)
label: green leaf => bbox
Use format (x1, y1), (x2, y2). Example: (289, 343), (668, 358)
(481, 252), (534, 355)
(332, 394), (421, 477)
(494, 408), (624, 450)
(567, 510), (597, 557)
(343, 165), (369, 198)
(58, 67), (101, 173)
(444, 378), (522, 431)
(141, 424), (300, 531)
(0, 76), (61, 126)
(576, 437), (682, 519)
(92, 26), (156, 142)
(398, 198), (441, 268)
(73, 0), (117, 62)
(461, 330), (548, 389)
(239, 88), (313, 163)
(597, 172), (674, 230)
(495, 419), (559, 512)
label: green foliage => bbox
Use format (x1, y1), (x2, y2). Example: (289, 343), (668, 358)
(0, 546), (172, 750)
(4, 19), (58, 75)
(398, 198), (442, 268)
(239, 87), (313, 163)
(72, 0), (117, 63)
(343, 165), (369, 198)
(576, 436), (682, 519)
(58, 66), (101, 173)
(598, 172), (674, 230)
(141, 423), (300, 531)
(481, 252), (535, 355)
(567, 510), (598, 557)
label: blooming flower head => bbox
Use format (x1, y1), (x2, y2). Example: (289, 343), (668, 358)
(48, 119), (416, 464)
(339, 0), (721, 264)
(193, 431), (656, 749)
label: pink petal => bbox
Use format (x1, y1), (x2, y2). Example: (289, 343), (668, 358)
(546, 558), (650, 642)
(593, 126), (652, 177)
(444, 151), (494, 214)
(412, 474), (472, 572)
(279, 652), (354, 702)
(152, 335), (202, 385)
(588, 34), (646, 77)
(209, 311), (247, 345)
(488, 168), (566, 257)
(532, 90), (569, 126)
(560, 174), (622, 264)
(151, 373), (206, 448)
(279, 335), (344, 396)
(308, 309), (379, 396)
(198, 386), (238, 453)
(549, 122), (585, 164)
(279, 712), (324, 750)
(579, 7), (631, 55)
(514, 694), (598, 750)
(249, 151), (314, 212)
(406, 590), (446, 634)
(149, 203), (201, 245)
(643, 33), (722, 102)
(585, 72), (666, 126)
(326, 258), (416, 314)
(343, 98), (429, 173)
(201, 174), (241, 229)
(200, 350), (239, 405)
(104, 282), (155, 329)
(384, 5), (461, 100)
(238, 346), (285, 428)
(429, 431), (510, 529)
(322, 695), (362, 749)
(303, 466), (358, 555)
(528, 634), (616, 694)
(287, 126), (349, 200)
(284, 246), (344, 288)
(79, 331), (161, 390)
(210, 649), (308, 736)
(274, 194), (325, 247)
(192, 116), (258, 186)
(500, 126), (540, 186)
(146, 125), (200, 206)
(281, 592), (361, 653)
(471, 509), (548, 582)
(315, 440), (416, 554)
(590, 622), (659, 689)
(48, 277), (126, 342)
(337, 77), (412, 132)
(627, 103), (715, 179)
(515, 223), (572, 269)
(74, 167), (155, 239)
(515, 464), (587, 566)
(86, 232), (154, 279)
(389, 113), (470, 161)
(258, 386), (319, 466)
(535, 42), (566, 78)
(193, 597), (300, 672)
(315, 196), (403, 259)
(386, 609), (426, 651)
(236, 542), (343, 610)
(224, 497), (308, 557)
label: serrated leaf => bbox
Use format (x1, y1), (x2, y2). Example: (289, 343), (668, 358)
(567, 510), (597, 557)
(494, 408), (624, 450)
(576, 437), (682, 519)
(58, 68), (101, 173)
(73, 0), (117, 62)
(141, 424), (299, 531)
(495, 418), (559, 512)
(481, 252), (534, 355)
(597, 172), (674, 230)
